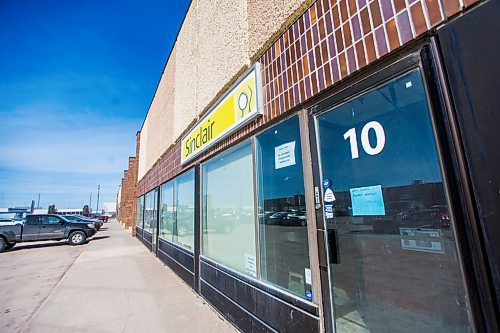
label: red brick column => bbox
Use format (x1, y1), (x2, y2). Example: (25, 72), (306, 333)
(117, 131), (140, 236)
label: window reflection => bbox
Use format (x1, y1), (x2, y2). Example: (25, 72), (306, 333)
(173, 170), (195, 249)
(158, 170), (195, 250)
(136, 196), (144, 229)
(160, 181), (174, 241)
(202, 141), (256, 277)
(144, 191), (156, 234)
(256, 116), (311, 299)
(316, 70), (471, 332)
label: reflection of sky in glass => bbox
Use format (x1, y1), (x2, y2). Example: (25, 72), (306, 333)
(317, 70), (442, 192)
(144, 190), (156, 229)
(160, 182), (174, 216)
(159, 170), (194, 242)
(176, 170), (194, 208)
(137, 197), (144, 227)
(203, 141), (254, 209)
(256, 116), (305, 200)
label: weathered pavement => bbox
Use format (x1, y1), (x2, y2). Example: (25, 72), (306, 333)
(0, 220), (237, 333)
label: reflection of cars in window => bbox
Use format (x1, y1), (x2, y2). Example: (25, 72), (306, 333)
(175, 208), (194, 236)
(372, 200), (450, 233)
(285, 211), (307, 226)
(265, 210), (307, 226)
(268, 212), (288, 225)
(387, 200), (427, 221)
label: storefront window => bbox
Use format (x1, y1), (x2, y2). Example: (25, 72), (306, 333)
(316, 69), (472, 332)
(159, 170), (195, 250)
(160, 181), (174, 241)
(144, 190), (156, 233)
(173, 170), (195, 250)
(136, 196), (144, 229)
(202, 141), (257, 277)
(256, 116), (311, 299)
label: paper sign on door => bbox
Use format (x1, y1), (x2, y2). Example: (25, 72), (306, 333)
(350, 185), (385, 216)
(275, 141), (296, 169)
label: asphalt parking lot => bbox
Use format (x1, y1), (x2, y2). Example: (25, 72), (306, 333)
(0, 235), (87, 332)
(0, 220), (236, 333)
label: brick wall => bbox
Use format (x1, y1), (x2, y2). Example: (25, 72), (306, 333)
(132, 131), (140, 235)
(118, 156), (138, 231)
(137, 0), (481, 196)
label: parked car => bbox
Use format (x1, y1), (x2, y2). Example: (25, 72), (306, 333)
(267, 211), (288, 225)
(0, 214), (96, 252)
(285, 210), (307, 226)
(88, 213), (109, 223)
(64, 214), (103, 230)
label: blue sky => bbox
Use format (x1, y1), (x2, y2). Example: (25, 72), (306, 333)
(0, 0), (190, 209)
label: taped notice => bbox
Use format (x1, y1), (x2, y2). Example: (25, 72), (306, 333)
(245, 253), (257, 277)
(305, 268), (312, 285)
(275, 141), (296, 169)
(350, 185), (386, 216)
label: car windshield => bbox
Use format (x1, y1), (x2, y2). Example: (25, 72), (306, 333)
(57, 215), (70, 222)
(70, 215), (89, 221)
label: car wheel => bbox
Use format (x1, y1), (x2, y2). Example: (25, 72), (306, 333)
(68, 231), (87, 245)
(5, 242), (16, 250)
(0, 238), (6, 252)
(178, 226), (187, 236)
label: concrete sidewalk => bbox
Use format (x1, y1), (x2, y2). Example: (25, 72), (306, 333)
(23, 220), (237, 333)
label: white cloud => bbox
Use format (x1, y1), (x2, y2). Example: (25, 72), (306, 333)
(0, 102), (139, 174)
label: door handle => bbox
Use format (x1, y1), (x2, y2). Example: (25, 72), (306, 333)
(327, 229), (340, 264)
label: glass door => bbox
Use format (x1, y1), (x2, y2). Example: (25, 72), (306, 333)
(315, 69), (472, 332)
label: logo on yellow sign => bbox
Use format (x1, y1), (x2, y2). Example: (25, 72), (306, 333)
(181, 67), (260, 164)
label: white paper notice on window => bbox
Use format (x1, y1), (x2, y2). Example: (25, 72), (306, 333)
(275, 141), (296, 169)
(245, 253), (257, 277)
(305, 268), (312, 285)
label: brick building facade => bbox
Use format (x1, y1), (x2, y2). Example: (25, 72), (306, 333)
(119, 0), (499, 331)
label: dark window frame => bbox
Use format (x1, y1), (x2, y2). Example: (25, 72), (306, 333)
(305, 41), (491, 332)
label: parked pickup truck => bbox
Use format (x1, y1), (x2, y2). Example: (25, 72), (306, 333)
(0, 214), (97, 252)
(88, 213), (108, 223)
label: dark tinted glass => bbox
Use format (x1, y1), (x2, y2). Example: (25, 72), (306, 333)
(256, 116), (311, 299)
(27, 216), (39, 225)
(316, 69), (472, 332)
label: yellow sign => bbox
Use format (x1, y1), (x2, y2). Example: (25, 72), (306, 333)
(181, 65), (261, 164)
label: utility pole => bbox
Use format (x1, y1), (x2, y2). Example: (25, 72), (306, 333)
(90, 192), (92, 212)
(37, 193), (41, 209)
(96, 185), (100, 213)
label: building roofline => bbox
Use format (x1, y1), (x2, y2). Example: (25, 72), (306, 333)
(139, 1), (193, 132)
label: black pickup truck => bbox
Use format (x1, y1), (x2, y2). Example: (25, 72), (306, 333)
(0, 214), (97, 252)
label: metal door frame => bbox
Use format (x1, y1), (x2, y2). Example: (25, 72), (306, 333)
(152, 187), (159, 254)
(303, 39), (494, 332)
